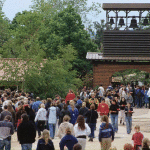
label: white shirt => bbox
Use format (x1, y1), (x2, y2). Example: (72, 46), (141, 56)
(34, 108), (47, 122)
(98, 86), (104, 94)
(74, 123), (91, 137)
(147, 88), (150, 97)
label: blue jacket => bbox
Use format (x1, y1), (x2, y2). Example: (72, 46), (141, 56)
(69, 108), (79, 125)
(59, 134), (78, 150)
(99, 123), (114, 142)
(36, 139), (54, 150)
(77, 99), (82, 105)
(32, 101), (42, 113)
(144, 90), (149, 103)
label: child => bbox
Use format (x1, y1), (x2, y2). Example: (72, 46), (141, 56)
(132, 125), (144, 150)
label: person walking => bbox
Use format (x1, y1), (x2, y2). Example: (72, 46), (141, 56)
(74, 115), (91, 150)
(65, 89), (76, 105)
(0, 105), (12, 121)
(79, 102), (88, 122)
(59, 127), (78, 150)
(17, 114), (36, 150)
(109, 100), (120, 134)
(99, 115), (114, 150)
(32, 97), (42, 113)
(147, 87), (150, 109)
(125, 103), (134, 134)
(16, 105), (26, 128)
(59, 104), (71, 125)
(119, 97), (127, 125)
(34, 104), (47, 138)
(97, 99), (109, 121)
(57, 115), (75, 139)
(47, 102), (60, 139)
(36, 129), (55, 150)
(0, 115), (14, 150)
(69, 101), (79, 125)
(86, 104), (98, 142)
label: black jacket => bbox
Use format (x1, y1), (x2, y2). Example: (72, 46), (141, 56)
(17, 121), (36, 144)
(59, 109), (71, 125)
(79, 107), (88, 118)
(86, 109), (98, 124)
(37, 139), (55, 150)
(119, 100), (127, 110)
(109, 104), (119, 114)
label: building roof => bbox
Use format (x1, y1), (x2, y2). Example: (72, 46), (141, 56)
(86, 52), (150, 61)
(102, 3), (150, 11)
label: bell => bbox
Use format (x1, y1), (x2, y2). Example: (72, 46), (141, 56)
(142, 18), (149, 26)
(109, 17), (114, 25)
(129, 17), (138, 28)
(119, 17), (125, 26)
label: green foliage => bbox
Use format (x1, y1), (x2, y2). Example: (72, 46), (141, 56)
(112, 69), (150, 85)
(0, 3), (10, 53)
(0, 1), (100, 96)
(1, 44), (82, 98)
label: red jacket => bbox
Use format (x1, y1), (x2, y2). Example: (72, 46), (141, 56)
(65, 93), (76, 103)
(97, 103), (109, 116)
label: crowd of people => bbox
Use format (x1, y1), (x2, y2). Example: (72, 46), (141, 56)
(0, 84), (150, 150)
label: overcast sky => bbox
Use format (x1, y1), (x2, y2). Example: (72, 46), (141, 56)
(2, 0), (150, 27)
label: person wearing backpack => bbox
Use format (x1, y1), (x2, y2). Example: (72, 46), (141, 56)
(47, 102), (60, 139)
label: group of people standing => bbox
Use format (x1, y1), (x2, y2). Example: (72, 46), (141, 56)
(0, 84), (150, 150)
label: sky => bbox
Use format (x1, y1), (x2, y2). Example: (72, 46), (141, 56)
(1, 0), (150, 28)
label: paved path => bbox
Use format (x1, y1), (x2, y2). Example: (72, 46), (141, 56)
(11, 108), (150, 150)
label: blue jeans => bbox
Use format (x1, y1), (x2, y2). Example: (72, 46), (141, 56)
(137, 97), (142, 108)
(21, 144), (32, 150)
(49, 123), (56, 138)
(126, 116), (132, 134)
(110, 114), (118, 133)
(0, 139), (11, 150)
(89, 123), (96, 138)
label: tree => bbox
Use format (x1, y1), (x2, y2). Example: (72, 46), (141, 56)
(38, 5), (98, 77)
(112, 69), (150, 85)
(31, 0), (101, 25)
(0, 2), (10, 52)
(1, 44), (82, 98)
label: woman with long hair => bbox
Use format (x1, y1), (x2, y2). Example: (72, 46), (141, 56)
(7, 104), (16, 128)
(99, 115), (114, 150)
(74, 115), (91, 150)
(36, 129), (55, 150)
(69, 101), (79, 125)
(16, 104), (26, 128)
(86, 104), (98, 142)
